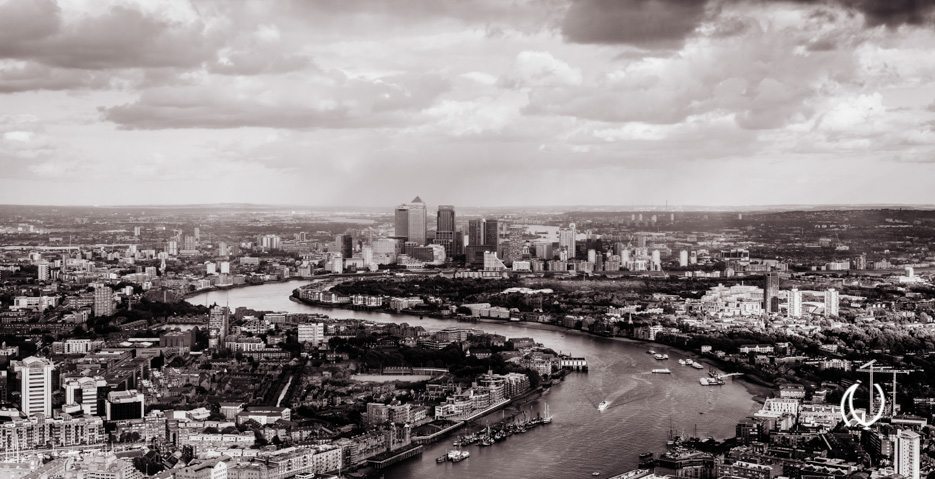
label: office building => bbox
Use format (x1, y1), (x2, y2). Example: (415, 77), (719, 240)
(12, 356), (54, 417)
(94, 285), (115, 317)
(764, 272), (780, 314)
(65, 376), (108, 416)
(895, 429), (920, 479)
(167, 240), (178, 256)
(105, 390), (145, 421)
(435, 205), (456, 257)
(394, 196), (427, 245)
(679, 250), (689, 267)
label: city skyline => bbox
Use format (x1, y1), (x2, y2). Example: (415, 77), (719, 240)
(2, 0), (935, 206)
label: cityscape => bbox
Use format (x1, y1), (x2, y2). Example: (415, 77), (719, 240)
(3, 1), (935, 479)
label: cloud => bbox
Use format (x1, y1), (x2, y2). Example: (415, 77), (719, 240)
(561, 0), (710, 46)
(0, 2), (218, 70)
(101, 72), (450, 129)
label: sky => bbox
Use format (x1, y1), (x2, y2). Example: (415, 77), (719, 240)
(1, 0), (934, 208)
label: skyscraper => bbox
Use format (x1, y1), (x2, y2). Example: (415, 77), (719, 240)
(679, 250), (688, 267)
(483, 218), (499, 247)
(558, 224), (576, 258)
(895, 429), (920, 479)
(12, 356), (54, 417)
(468, 219), (485, 247)
(435, 205), (456, 257)
(394, 196), (427, 245)
(394, 206), (409, 240)
(764, 272), (780, 314)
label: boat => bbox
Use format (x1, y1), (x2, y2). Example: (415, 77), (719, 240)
(647, 350), (656, 355)
(598, 400), (609, 411)
(542, 403), (553, 424)
(691, 361), (704, 369)
(593, 473), (601, 477)
(653, 353), (668, 360)
(652, 368), (672, 374)
(678, 359), (687, 365)
(447, 449), (470, 463)
(436, 455), (448, 463)
(699, 377), (725, 386)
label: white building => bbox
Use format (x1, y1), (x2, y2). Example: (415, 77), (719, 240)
(65, 376), (107, 415)
(679, 250), (688, 267)
(94, 285), (115, 317)
(824, 288), (839, 317)
(788, 288), (803, 318)
(12, 356), (54, 417)
(895, 429), (920, 479)
(298, 323), (325, 347)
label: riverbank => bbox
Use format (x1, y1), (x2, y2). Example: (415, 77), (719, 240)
(290, 295), (774, 398)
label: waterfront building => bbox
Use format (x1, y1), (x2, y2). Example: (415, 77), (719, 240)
(559, 224), (576, 258)
(435, 205), (456, 257)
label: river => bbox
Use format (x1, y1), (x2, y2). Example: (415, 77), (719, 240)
(189, 281), (763, 479)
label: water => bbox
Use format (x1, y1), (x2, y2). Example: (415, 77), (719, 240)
(190, 281), (763, 479)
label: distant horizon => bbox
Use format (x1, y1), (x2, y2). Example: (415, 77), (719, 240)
(2, 201), (935, 213)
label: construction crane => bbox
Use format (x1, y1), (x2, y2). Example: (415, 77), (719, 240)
(855, 360), (917, 417)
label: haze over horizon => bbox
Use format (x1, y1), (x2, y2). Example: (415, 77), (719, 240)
(2, 0), (935, 206)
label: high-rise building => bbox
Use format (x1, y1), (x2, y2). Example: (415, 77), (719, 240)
(12, 356), (54, 417)
(335, 234), (353, 258)
(218, 241), (229, 257)
(298, 323), (325, 347)
(394, 197), (427, 245)
(167, 240), (178, 256)
(679, 250), (689, 267)
(764, 272), (780, 314)
(37, 263), (50, 281)
(895, 429), (920, 479)
(394, 206), (409, 240)
(193, 227), (200, 240)
(209, 306), (230, 342)
(94, 285), (115, 317)
(558, 224), (576, 258)
(183, 235), (196, 251)
(133, 226), (141, 237)
(483, 218), (499, 247)
(219, 261), (230, 274)
(824, 288), (839, 317)
(468, 219), (485, 247)
(435, 205), (456, 258)
(788, 288), (803, 318)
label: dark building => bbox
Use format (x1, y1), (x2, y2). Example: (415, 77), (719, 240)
(105, 390), (145, 421)
(394, 207), (409, 241)
(468, 219), (485, 247)
(435, 205), (456, 258)
(483, 218), (499, 247)
(341, 234), (354, 258)
(764, 272), (780, 313)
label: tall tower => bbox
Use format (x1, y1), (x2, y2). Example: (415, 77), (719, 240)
(435, 205), (456, 257)
(788, 288), (803, 318)
(93, 285), (115, 317)
(407, 196), (427, 245)
(394, 205), (409, 241)
(824, 288), (839, 317)
(763, 272), (780, 314)
(12, 357), (54, 417)
(895, 429), (920, 479)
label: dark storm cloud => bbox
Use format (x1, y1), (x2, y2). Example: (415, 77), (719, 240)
(561, 0), (709, 46)
(806, 0), (935, 26)
(560, 0), (935, 47)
